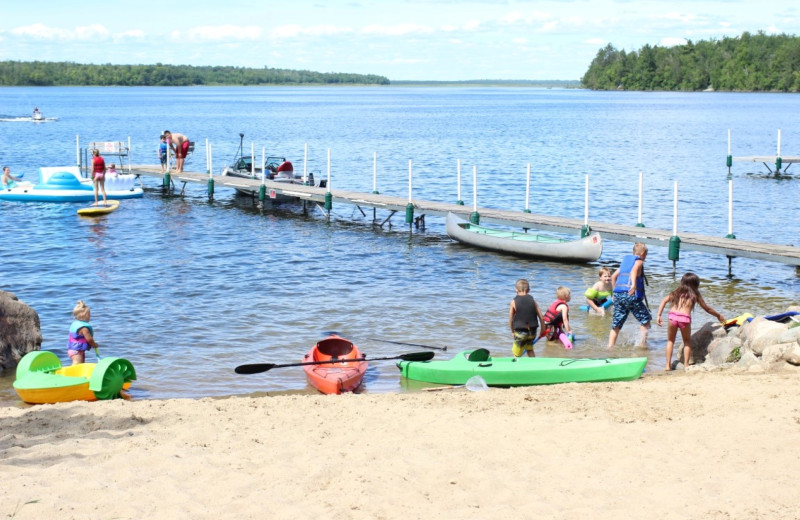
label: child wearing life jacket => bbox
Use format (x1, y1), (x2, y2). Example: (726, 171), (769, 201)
(607, 242), (651, 349)
(543, 286), (574, 349)
(656, 272), (725, 371)
(509, 278), (546, 357)
(67, 300), (99, 365)
(584, 266), (613, 314)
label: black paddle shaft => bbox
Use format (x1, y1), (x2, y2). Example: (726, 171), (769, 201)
(234, 351), (434, 375)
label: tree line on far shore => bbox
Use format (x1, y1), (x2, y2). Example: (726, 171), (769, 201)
(581, 31), (800, 92)
(0, 61), (390, 86)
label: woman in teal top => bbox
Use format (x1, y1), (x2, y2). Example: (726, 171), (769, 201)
(1, 166), (22, 189)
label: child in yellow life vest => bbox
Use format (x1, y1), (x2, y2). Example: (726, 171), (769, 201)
(583, 267), (613, 314)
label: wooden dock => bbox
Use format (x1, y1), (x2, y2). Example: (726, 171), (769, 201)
(131, 166), (800, 268)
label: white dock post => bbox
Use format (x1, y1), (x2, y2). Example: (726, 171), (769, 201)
(726, 129), (733, 173)
(209, 142), (213, 176)
(726, 179), (735, 239)
(470, 165), (479, 224)
(372, 152), (378, 194)
(456, 159), (463, 205)
(257, 146), (266, 202)
(636, 171), (644, 227)
(303, 143), (308, 185)
(323, 149), (332, 217)
(524, 164), (531, 213)
(405, 160), (415, 225)
(581, 174), (591, 237)
(668, 180), (681, 269)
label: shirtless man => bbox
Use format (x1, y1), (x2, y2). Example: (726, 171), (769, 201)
(163, 130), (190, 173)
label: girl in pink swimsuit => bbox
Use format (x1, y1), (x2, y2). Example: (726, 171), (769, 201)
(656, 272), (725, 371)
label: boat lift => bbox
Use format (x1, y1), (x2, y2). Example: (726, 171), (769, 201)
(78, 139), (132, 178)
(726, 129), (800, 175)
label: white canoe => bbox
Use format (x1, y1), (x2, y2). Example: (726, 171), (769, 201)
(445, 212), (602, 263)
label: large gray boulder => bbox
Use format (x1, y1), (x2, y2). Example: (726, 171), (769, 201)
(740, 317), (787, 356)
(705, 336), (742, 367)
(0, 291), (42, 372)
(687, 321), (727, 364)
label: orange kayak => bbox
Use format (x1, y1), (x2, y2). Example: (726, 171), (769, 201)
(302, 336), (367, 394)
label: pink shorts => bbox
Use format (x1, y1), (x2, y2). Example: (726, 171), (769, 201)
(668, 311), (692, 329)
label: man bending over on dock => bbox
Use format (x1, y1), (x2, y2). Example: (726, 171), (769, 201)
(163, 130), (189, 173)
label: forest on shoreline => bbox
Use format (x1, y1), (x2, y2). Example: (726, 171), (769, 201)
(581, 31), (800, 92)
(0, 61), (390, 86)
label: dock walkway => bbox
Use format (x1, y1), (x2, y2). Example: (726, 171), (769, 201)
(131, 166), (800, 268)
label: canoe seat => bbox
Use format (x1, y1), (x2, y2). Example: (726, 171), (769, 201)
(467, 349), (490, 362)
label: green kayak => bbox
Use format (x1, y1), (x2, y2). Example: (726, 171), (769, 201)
(397, 349), (647, 386)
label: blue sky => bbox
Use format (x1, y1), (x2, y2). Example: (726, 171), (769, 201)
(1, 0), (797, 81)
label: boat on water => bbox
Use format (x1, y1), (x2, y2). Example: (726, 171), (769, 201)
(32, 107), (44, 121)
(445, 212), (603, 263)
(302, 335), (368, 394)
(397, 349), (647, 386)
(13, 350), (136, 404)
(0, 166), (143, 202)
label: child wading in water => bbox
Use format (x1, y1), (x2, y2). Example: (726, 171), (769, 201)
(543, 286), (574, 349)
(67, 300), (100, 365)
(584, 267), (613, 315)
(656, 272), (725, 371)
(508, 279), (545, 357)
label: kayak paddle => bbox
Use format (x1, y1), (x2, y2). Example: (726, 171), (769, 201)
(366, 337), (447, 351)
(234, 351), (435, 375)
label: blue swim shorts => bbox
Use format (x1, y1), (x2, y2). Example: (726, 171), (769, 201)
(611, 292), (652, 329)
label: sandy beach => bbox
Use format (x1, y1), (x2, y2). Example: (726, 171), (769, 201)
(2, 367), (800, 520)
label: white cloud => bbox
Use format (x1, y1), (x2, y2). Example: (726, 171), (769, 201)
(584, 38), (607, 45)
(271, 24), (351, 38)
(362, 23), (434, 36)
(180, 25), (262, 42)
(660, 36), (688, 47)
(12, 23), (110, 41)
(114, 30), (146, 41)
(463, 20), (481, 31)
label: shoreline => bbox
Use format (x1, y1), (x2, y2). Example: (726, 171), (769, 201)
(3, 367), (799, 519)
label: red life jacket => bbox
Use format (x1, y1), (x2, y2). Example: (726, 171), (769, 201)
(544, 299), (568, 328)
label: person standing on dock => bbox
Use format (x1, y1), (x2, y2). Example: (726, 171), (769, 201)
(158, 134), (168, 173)
(607, 242), (651, 349)
(163, 130), (189, 173)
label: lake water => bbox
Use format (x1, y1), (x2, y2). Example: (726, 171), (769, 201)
(1, 86), (799, 406)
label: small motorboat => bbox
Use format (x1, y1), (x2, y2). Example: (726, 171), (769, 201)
(446, 212), (603, 263)
(0, 166), (143, 202)
(397, 349), (647, 386)
(302, 335), (368, 394)
(13, 350), (136, 404)
(220, 133), (319, 200)
(32, 107), (44, 121)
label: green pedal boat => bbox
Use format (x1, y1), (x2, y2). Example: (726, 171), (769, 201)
(397, 349), (647, 386)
